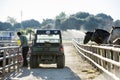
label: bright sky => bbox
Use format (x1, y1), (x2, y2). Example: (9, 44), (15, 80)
(0, 0), (120, 22)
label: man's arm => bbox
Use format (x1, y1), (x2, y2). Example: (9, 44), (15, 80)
(20, 36), (25, 47)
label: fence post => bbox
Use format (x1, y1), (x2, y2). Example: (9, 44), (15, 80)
(16, 48), (19, 72)
(2, 49), (7, 76)
(101, 49), (107, 69)
(8, 49), (12, 73)
(106, 50), (112, 71)
(113, 51), (120, 78)
(96, 48), (102, 72)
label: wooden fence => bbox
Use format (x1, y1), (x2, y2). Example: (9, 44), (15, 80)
(73, 39), (120, 80)
(0, 46), (22, 80)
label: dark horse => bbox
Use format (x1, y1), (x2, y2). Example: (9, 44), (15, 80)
(83, 29), (110, 44)
(91, 29), (110, 44)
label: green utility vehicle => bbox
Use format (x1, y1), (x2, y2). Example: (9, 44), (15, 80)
(30, 30), (65, 68)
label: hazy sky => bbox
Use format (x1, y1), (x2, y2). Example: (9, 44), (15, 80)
(0, 0), (120, 22)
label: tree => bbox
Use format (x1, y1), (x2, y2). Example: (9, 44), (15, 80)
(114, 20), (120, 27)
(96, 13), (113, 31)
(55, 12), (67, 20)
(41, 19), (54, 27)
(26, 28), (35, 40)
(71, 12), (90, 19)
(0, 22), (12, 30)
(55, 19), (61, 29)
(96, 13), (113, 20)
(6, 16), (17, 25)
(14, 23), (21, 30)
(60, 16), (83, 30)
(82, 16), (100, 31)
(18, 30), (26, 35)
(22, 19), (41, 29)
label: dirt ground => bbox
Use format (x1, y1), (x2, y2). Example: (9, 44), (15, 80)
(9, 43), (106, 80)
(64, 43), (105, 80)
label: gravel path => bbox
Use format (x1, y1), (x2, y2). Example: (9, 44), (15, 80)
(10, 43), (106, 80)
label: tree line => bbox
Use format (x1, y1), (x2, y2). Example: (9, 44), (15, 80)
(0, 12), (120, 32)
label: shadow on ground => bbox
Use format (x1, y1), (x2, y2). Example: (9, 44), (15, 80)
(9, 66), (81, 80)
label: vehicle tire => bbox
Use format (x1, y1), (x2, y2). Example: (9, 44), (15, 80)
(30, 55), (39, 68)
(57, 55), (65, 68)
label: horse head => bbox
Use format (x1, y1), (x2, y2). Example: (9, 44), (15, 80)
(83, 31), (93, 44)
(108, 26), (120, 44)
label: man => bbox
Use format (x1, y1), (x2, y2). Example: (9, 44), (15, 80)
(17, 32), (29, 67)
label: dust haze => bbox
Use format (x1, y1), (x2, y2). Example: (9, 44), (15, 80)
(62, 29), (85, 43)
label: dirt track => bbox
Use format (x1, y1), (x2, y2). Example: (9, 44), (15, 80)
(10, 43), (105, 80)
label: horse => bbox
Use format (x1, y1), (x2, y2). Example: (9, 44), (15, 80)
(91, 29), (110, 44)
(83, 31), (93, 44)
(107, 26), (120, 45)
(83, 29), (110, 44)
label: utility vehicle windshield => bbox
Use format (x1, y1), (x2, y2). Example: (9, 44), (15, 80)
(36, 34), (60, 43)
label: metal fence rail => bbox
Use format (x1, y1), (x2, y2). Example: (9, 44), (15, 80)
(73, 39), (120, 80)
(0, 46), (22, 79)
